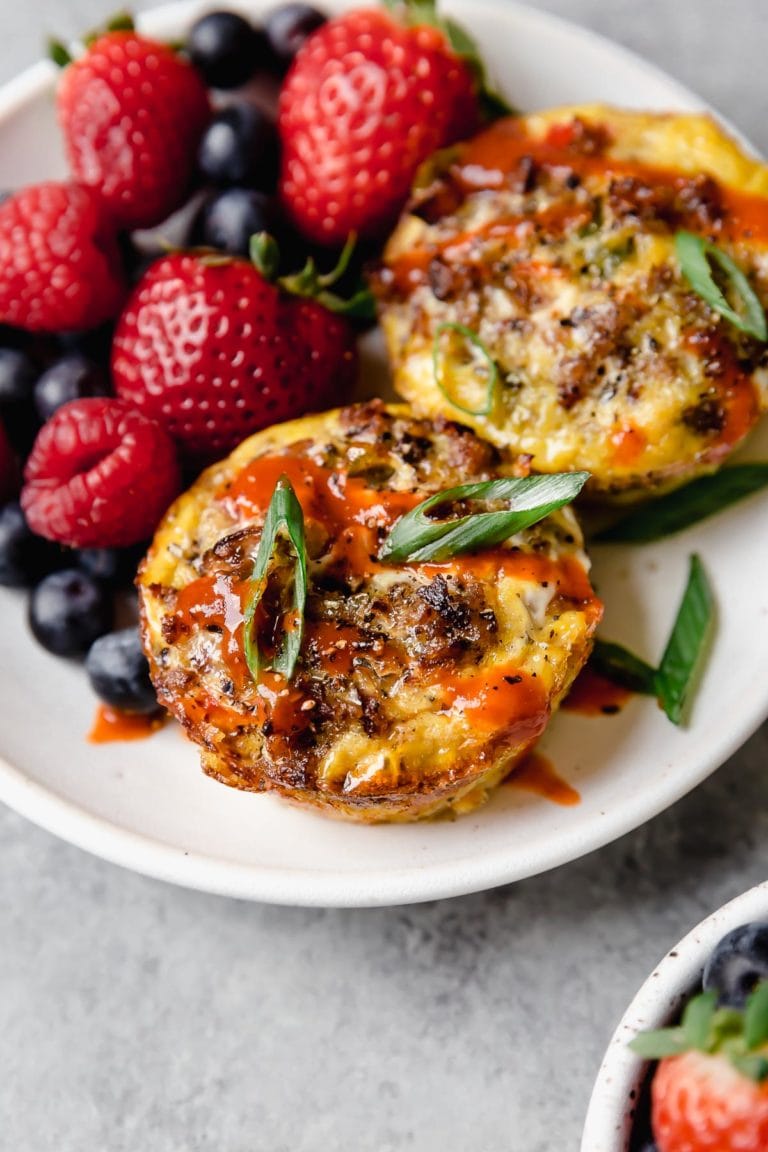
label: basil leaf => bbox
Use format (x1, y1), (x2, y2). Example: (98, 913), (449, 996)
(590, 640), (657, 695)
(432, 322), (498, 416)
(629, 1027), (687, 1060)
(654, 554), (715, 725)
(675, 230), (767, 341)
(595, 464), (768, 544)
(681, 989), (718, 1051)
(745, 983), (768, 1050)
(379, 472), (589, 564)
(243, 476), (307, 683)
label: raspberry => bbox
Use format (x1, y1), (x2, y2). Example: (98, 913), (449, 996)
(0, 183), (125, 333)
(21, 398), (180, 548)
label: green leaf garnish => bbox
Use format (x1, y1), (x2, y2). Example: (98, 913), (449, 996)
(379, 472), (589, 564)
(432, 322), (498, 416)
(48, 38), (73, 67)
(589, 640), (657, 695)
(731, 1053), (768, 1083)
(595, 464), (768, 544)
(589, 555), (714, 725)
(630, 1027), (687, 1059)
(682, 989), (718, 1050)
(631, 983), (768, 1082)
(243, 477), (307, 683)
(745, 983), (768, 1050)
(675, 230), (767, 341)
(654, 554), (714, 725)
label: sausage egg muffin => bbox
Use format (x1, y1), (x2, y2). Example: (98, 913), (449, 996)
(139, 401), (602, 822)
(375, 106), (768, 498)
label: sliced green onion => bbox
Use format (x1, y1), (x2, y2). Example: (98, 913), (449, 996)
(595, 464), (768, 544)
(589, 555), (714, 725)
(589, 640), (657, 695)
(432, 322), (498, 416)
(243, 476), (307, 683)
(675, 230), (767, 341)
(379, 472), (589, 564)
(654, 554), (715, 724)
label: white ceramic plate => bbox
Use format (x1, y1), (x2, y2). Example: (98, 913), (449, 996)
(582, 882), (768, 1151)
(1, 0), (767, 907)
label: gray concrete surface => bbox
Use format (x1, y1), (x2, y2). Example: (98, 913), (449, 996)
(2, 2), (768, 1149)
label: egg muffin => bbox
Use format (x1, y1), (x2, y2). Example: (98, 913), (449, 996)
(139, 401), (602, 822)
(375, 106), (768, 498)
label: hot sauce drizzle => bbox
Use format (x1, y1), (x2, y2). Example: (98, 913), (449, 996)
(563, 666), (632, 716)
(167, 445), (601, 748)
(505, 751), (581, 806)
(88, 705), (166, 743)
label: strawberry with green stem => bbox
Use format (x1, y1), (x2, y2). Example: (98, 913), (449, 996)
(632, 982), (768, 1151)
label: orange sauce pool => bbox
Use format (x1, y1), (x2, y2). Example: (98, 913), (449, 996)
(88, 705), (166, 743)
(563, 666), (632, 717)
(505, 751), (581, 806)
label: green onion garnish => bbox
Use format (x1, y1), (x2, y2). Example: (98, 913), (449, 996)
(654, 554), (714, 724)
(379, 472), (589, 564)
(589, 554), (714, 725)
(590, 640), (657, 695)
(595, 464), (768, 544)
(243, 476), (307, 683)
(432, 322), (498, 416)
(675, 230), (767, 341)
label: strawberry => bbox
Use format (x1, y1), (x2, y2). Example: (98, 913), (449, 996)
(22, 398), (181, 548)
(0, 182), (125, 333)
(278, 4), (484, 244)
(111, 238), (362, 458)
(652, 1051), (768, 1152)
(57, 30), (210, 229)
(632, 984), (768, 1152)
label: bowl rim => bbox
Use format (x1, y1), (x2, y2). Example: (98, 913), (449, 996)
(581, 880), (768, 1151)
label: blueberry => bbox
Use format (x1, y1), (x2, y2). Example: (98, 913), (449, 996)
(28, 568), (113, 657)
(86, 628), (159, 713)
(703, 921), (768, 1007)
(187, 10), (269, 89)
(0, 346), (39, 455)
(191, 188), (279, 257)
(76, 543), (147, 588)
(197, 104), (279, 190)
(34, 354), (109, 422)
(0, 502), (63, 587)
(265, 3), (326, 70)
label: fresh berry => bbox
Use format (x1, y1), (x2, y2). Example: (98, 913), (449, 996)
(652, 1050), (768, 1152)
(111, 251), (357, 457)
(633, 984), (768, 1152)
(22, 398), (180, 548)
(191, 188), (279, 256)
(0, 421), (18, 502)
(34, 354), (109, 422)
(0, 502), (63, 587)
(76, 543), (147, 587)
(86, 627), (159, 713)
(0, 183), (125, 333)
(278, 7), (479, 243)
(29, 568), (113, 656)
(187, 10), (269, 89)
(197, 104), (279, 189)
(704, 922), (768, 1008)
(58, 32), (210, 228)
(265, 4), (326, 71)
(0, 346), (39, 455)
